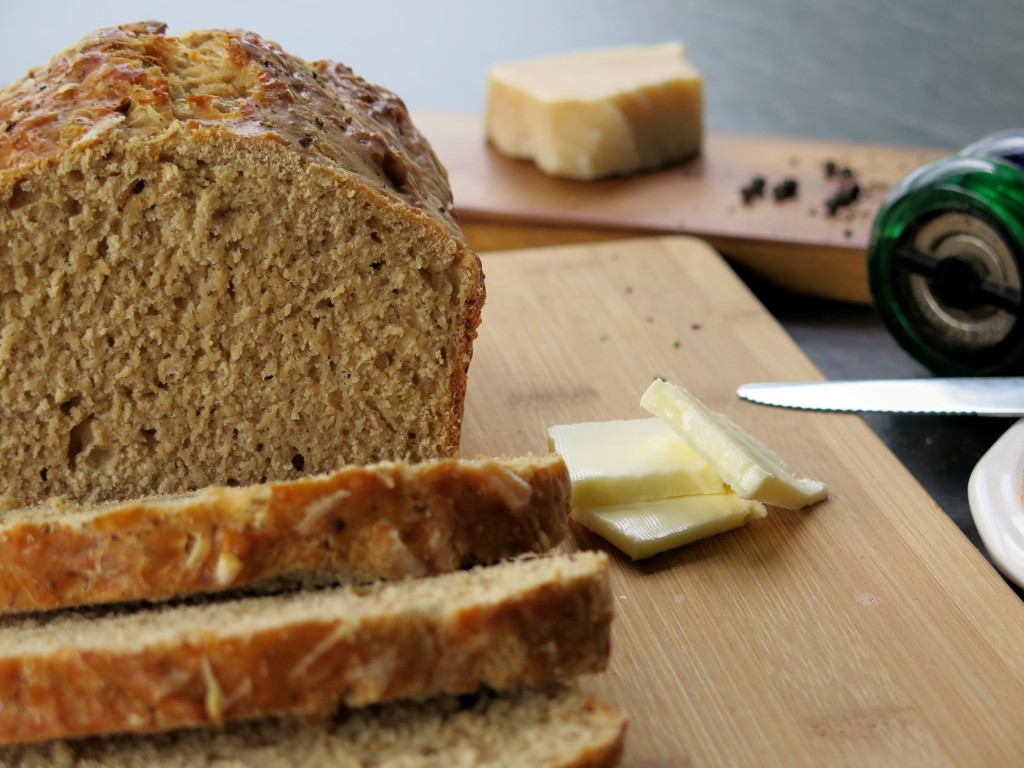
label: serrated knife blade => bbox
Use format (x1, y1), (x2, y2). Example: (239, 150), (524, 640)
(736, 378), (1024, 417)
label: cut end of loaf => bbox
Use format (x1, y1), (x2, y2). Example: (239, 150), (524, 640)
(0, 23), (484, 508)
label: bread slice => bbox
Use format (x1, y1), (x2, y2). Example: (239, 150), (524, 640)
(0, 551), (611, 745)
(0, 454), (569, 615)
(0, 21), (484, 510)
(0, 686), (627, 768)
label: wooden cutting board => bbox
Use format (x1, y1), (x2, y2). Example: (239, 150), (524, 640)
(459, 236), (1024, 767)
(414, 111), (947, 304)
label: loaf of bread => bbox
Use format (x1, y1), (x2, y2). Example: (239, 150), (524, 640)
(0, 23), (626, 764)
(0, 686), (627, 768)
(0, 551), (612, 745)
(0, 454), (570, 615)
(0, 21), (484, 510)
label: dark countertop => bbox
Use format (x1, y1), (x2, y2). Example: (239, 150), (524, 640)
(739, 268), (1022, 597)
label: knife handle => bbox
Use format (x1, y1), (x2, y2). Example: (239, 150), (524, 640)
(868, 130), (1024, 376)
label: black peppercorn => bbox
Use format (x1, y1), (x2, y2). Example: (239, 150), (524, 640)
(772, 177), (799, 201)
(740, 175), (767, 204)
(825, 173), (861, 215)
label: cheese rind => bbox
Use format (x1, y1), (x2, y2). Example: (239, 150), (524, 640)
(640, 379), (828, 509)
(484, 42), (702, 180)
(574, 494), (767, 560)
(547, 418), (726, 508)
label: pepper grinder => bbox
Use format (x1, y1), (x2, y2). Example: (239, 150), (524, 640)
(867, 130), (1024, 375)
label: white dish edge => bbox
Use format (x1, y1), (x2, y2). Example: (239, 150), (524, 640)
(968, 418), (1024, 589)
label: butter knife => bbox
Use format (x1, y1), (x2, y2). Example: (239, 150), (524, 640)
(736, 378), (1024, 417)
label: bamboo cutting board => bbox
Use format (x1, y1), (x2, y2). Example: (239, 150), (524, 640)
(459, 236), (1024, 767)
(414, 111), (946, 303)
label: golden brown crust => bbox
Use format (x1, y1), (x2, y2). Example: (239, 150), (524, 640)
(448, 267), (486, 457)
(0, 21), (463, 240)
(0, 455), (570, 614)
(0, 553), (612, 745)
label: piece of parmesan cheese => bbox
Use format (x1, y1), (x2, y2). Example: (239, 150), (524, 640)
(485, 42), (702, 179)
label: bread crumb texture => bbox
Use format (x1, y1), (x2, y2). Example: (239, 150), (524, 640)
(0, 552), (613, 745)
(0, 686), (628, 768)
(0, 21), (484, 509)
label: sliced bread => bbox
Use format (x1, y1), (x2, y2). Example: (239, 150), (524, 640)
(0, 454), (569, 615)
(0, 21), (484, 509)
(0, 686), (627, 768)
(0, 551), (612, 745)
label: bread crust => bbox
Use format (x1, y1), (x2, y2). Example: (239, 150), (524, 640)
(0, 552), (613, 746)
(0, 21), (464, 241)
(0, 455), (569, 614)
(0, 686), (628, 767)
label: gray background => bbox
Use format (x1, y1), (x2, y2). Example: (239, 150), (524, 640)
(1, 0), (1022, 150)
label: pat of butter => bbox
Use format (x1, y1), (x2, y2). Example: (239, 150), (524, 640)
(484, 42), (702, 180)
(547, 418), (726, 508)
(574, 494), (767, 560)
(641, 379), (828, 509)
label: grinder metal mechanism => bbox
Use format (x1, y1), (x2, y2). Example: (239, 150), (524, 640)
(868, 130), (1024, 375)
